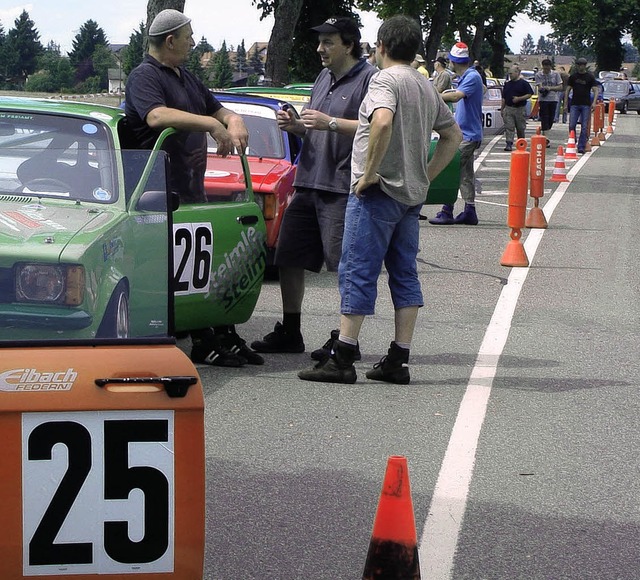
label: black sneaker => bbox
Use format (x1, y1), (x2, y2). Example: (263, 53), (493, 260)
(366, 342), (410, 384)
(311, 329), (362, 362)
(191, 335), (246, 367)
(224, 331), (265, 365)
(251, 321), (305, 353)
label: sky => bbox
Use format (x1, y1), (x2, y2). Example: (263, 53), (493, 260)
(0, 1), (551, 57)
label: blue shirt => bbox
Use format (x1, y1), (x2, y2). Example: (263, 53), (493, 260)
(454, 67), (484, 142)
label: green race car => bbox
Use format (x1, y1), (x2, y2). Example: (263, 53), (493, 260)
(0, 97), (266, 342)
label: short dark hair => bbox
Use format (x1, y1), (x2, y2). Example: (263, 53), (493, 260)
(541, 59), (553, 66)
(377, 15), (421, 63)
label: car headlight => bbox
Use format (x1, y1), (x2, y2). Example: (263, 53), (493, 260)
(15, 264), (85, 305)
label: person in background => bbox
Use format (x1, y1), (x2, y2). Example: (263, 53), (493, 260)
(411, 54), (430, 78)
(125, 9), (263, 367)
(556, 66), (570, 123)
(298, 15), (461, 385)
(250, 17), (377, 360)
(501, 64), (533, 151)
(367, 47), (378, 68)
(429, 42), (484, 226)
(565, 57), (599, 154)
(534, 59), (563, 146)
(432, 56), (452, 93)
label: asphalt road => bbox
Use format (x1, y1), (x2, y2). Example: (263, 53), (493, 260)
(180, 112), (640, 579)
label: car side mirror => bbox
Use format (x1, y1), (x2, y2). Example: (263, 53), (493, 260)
(136, 190), (179, 212)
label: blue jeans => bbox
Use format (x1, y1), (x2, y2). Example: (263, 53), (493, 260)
(569, 105), (590, 151)
(339, 186), (423, 316)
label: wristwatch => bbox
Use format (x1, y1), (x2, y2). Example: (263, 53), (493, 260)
(328, 117), (338, 131)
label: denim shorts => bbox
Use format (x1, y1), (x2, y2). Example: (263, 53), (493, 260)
(338, 185), (424, 316)
(274, 189), (348, 272)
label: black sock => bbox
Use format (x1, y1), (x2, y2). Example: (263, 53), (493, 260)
(282, 313), (301, 334)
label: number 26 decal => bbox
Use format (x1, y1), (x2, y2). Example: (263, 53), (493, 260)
(22, 411), (174, 575)
(173, 223), (213, 295)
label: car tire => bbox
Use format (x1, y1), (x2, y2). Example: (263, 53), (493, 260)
(97, 281), (130, 338)
(621, 101), (628, 114)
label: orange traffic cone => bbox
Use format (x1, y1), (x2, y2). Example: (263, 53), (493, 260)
(362, 456), (420, 579)
(550, 146), (569, 182)
(565, 130), (578, 160)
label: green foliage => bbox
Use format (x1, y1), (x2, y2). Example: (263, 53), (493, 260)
(520, 33), (535, 54)
(122, 23), (145, 75)
(210, 41), (234, 88)
(3, 10), (43, 88)
(249, 45), (264, 74)
(69, 20), (109, 83)
(186, 50), (207, 82)
(26, 47), (74, 92)
(236, 40), (248, 72)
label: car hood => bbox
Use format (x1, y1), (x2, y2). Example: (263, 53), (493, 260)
(245, 158), (294, 193)
(0, 198), (109, 257)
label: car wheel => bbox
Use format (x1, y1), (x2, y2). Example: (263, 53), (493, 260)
(97, 281), (130, 338)
(621, 101), (628, 114)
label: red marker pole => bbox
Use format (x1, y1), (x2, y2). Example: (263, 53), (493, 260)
(526, 130), (548, 229)
(500, 138), (530, 267)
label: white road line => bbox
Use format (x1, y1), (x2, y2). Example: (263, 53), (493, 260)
(418, 141), (594, 579)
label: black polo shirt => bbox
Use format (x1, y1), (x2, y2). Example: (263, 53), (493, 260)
(294, 59), (377, 195)
(125, 55), (222, 202)
(502, 78), (533, 108)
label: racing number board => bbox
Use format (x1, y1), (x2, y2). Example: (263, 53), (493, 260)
(22, 411), (174, 575)
(0, 345), (205, 579)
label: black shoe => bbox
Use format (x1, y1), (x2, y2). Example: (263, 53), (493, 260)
(418, 213), (428, 221)
(251, 321), (305, 353)
(366, 342), (410, 384)
(311, 329), (362, 362)
(191, 335), (247, 367)
(224, 331), (265, 365)
(298, 341), (357, 384)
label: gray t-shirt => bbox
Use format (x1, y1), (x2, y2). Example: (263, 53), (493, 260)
(351, 64), (456, 206)
(534, 70), (562, 102)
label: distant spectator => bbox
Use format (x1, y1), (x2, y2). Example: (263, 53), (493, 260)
(500, 64), (533, 151)
(367, 47), (377, 68)
(432, 56), (452, 93)
(534, 59), (563, 145)
(473, 60), (487, 86)
(565, 57), (598, 154)
(556, 66), (569, 123)
(411, 54), (430, 78)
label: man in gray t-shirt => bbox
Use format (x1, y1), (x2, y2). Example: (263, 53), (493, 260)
(298, 15), (462, 385)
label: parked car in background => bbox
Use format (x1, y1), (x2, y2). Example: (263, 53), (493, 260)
(207, 92), (302, 270)
(601, 80), (640, 114)
(0, 97), (266, 341)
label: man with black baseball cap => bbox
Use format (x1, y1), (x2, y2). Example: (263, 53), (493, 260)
(565, 57), (598, 153)
(251, 16), (377, 360)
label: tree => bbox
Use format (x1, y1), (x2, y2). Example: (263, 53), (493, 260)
(211, 41), (234, 88)
(196, 36), (213, 56)
(4, 10), (43, 88)
(187, 49), (207, 82)
(91, 44), (117, 90)
(122, 22), (145, 75)
(520, 33), (535, 54)
(236, 39), (248, 72)
(249, 44), (264, 75)
(537, 0), (639, 71)
(69, 20), (109, 83)
(26, 43), (74, 92)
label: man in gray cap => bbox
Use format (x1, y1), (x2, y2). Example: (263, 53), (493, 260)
(250, 17), (376, 360)
(126, 10), (262, 367)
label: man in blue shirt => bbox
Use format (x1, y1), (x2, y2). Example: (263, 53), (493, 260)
(430, 42), (484, 226)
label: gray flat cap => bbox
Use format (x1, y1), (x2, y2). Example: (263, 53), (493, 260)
(148, 9), (191, 36)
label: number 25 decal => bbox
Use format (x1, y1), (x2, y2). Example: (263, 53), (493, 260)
(22, 411), (174, 575)
(174, 223), (213, 295)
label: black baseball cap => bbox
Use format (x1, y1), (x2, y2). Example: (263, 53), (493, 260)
(576, 57), (588, 65)
(434, 56), (447, 66)
(311, 17), (361, 40)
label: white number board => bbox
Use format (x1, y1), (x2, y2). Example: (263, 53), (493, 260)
(22, 410), (174, 576)
(173, 222), (214, 296)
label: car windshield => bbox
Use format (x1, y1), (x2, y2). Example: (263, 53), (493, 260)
(0, 111), (116, 203)
(603, 82), (629, 95)
(207, 102), (284, 159)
